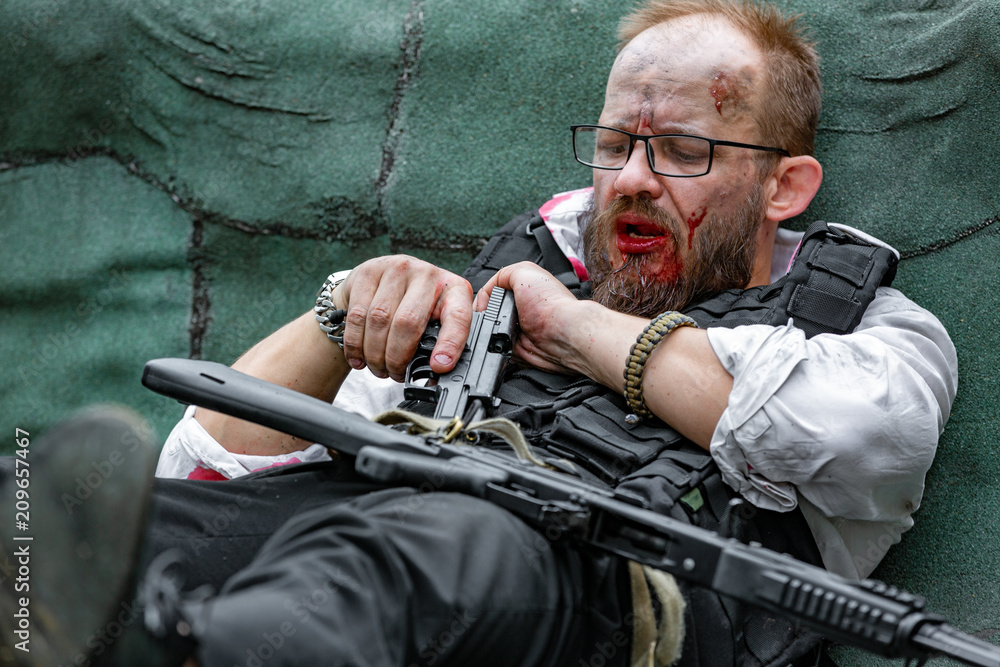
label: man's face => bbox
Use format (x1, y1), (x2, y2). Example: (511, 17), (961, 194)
(584, 16), (772, 316)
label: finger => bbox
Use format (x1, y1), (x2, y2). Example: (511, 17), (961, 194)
(476, 260), (533, 311)
(340, 264), (381, 371)
(382, 276), (451, 381)
(474, 276), (499, 312)
(365, 258), (463, 380)
(361, 267), (412, 379)
(340, 258), (473, 378)
(428, 278), (474, 374)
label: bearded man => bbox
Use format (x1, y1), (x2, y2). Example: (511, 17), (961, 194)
(12, 1), (956, 666)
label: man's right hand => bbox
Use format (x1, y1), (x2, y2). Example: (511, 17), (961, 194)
(196, 255), (472, 456)
(333, 256), (474, 383)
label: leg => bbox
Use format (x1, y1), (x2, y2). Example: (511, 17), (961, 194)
(195, 488), (630, 667)
(0, 407), (158, 667)
(137, 461), (376, 594)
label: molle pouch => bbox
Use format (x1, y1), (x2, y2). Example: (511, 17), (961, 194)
(684, 220), (898, 338)
(492, 368), (603, 436)
(539, 392), (686, 485)
(615, 446), (726, 526)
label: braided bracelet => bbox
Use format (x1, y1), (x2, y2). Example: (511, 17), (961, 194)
(623, 311), (699, 422)
(314, 270), (351, 348)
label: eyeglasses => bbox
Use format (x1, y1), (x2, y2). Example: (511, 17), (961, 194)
(571, 124), (790, 178)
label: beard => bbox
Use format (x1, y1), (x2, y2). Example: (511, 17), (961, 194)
(582, 184), (766, 318)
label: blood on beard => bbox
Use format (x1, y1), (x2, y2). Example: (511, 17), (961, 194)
(582, 188), (765, 318)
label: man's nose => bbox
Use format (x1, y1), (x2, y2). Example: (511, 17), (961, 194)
(614, 139), (664, 199)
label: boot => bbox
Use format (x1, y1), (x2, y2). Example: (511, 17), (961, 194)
(0, 405), (158, 666)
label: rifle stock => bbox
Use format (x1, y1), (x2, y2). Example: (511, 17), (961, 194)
(142, 357), (1000, 667)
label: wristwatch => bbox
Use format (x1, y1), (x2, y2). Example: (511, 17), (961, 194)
(314, 269), (352, 348)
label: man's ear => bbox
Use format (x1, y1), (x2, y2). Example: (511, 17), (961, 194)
(763, 155), (823, 223)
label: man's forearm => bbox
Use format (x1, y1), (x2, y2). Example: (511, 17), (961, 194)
(480, 264), (734, 449)
(195, 309), (353, 455)
(641, 326), (733, 448)
(564, 303), (732, 449)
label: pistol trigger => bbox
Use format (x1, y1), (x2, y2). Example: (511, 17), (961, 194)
(403, 353), (441, 402)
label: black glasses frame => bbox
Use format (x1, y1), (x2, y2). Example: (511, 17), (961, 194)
(571, 124), (791, 178)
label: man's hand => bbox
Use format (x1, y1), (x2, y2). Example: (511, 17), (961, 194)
(197, 255), (472, 456)
(476, 261), (628, 378)
(478, 261), (732, 449)
(337, 256), (474, 382)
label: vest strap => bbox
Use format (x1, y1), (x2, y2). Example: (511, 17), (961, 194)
(684, 220), (898, 337)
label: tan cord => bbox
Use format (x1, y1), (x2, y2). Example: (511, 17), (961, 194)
(623, 311), (699, 421)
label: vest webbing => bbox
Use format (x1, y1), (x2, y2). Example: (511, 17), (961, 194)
(683, 220), (898, 337)
(450, 211), (898, 666)
(464, 209), (588, 296)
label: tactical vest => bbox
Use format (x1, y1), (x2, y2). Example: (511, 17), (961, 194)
(451, 210), (899, 666)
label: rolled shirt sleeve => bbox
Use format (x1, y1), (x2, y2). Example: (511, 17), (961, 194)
(707, 286), (957, 577)
(156, 371), (404, 480)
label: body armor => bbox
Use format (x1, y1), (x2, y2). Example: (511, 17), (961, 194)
(448, 211), (898, 665)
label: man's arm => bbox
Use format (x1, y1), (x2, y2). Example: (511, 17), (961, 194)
(480, 263), (957, 580)
(707, 287), (957, 519)
(478, 263), (957, 475)
(193, 311), (352, 456)
(195, 256), (475, 456)
(477, 261), (733, 448)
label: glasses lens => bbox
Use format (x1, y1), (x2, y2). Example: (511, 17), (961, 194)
(574, 127), (630, 168)
(574, 127), (714, 176)
(648, 135), (712, 176)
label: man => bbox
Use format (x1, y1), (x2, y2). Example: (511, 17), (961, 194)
(5, 1), (956, 666)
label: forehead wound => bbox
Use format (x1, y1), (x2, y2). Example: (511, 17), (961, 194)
(614, 20), (761, 118)
(708, 69), (755, 116)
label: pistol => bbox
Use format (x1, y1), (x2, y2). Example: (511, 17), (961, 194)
(403, 287), (517, 425)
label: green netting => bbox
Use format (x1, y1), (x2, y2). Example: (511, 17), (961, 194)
(0, 157), (191, 440)
(2, 0), (999, 659)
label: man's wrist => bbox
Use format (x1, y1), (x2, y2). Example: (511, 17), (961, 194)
(623, 311), (700, 421)
(328, 269), (351, 310)
(565, 301), (646, 386)
(315, 269), (352, 348)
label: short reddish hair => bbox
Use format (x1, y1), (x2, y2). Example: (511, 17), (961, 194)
(617, 0), (821, 159)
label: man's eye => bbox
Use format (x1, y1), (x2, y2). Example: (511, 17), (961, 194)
(671, 148), (707, 163)
(658, 138), (710, 165)
(596, 140), (628, 157)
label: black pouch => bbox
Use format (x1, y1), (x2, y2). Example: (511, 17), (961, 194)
(540, 392), (685, 485)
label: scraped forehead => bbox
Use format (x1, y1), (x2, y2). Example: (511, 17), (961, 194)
(604, 15), (763, 127)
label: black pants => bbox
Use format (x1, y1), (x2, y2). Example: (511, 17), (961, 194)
(141, 460), (632, 667)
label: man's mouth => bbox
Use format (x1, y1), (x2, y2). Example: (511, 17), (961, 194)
(616, 212), (672, 254)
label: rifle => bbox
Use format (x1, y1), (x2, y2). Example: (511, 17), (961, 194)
(141, 355), (1000, 667)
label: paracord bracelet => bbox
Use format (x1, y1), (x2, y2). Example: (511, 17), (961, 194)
(623, 311), (699, 422)
(314, 270), (351, 348)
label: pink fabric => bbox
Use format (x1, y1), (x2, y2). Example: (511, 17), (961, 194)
(185, 456), (304, 482)
(786, 239), (803, 274)
(538, 190), (582, 222)
(187, 466), (228, 481)
(536, 187), (593, 281)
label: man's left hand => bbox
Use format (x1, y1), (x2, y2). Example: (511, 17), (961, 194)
(477, 261), (732, 449)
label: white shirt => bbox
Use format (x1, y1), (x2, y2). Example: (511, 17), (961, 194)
(157, 189), (958, 580)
